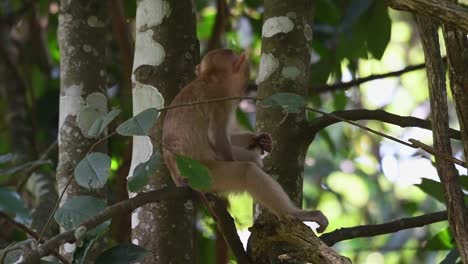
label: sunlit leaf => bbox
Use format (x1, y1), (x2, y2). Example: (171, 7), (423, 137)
(116, 108), (159, 136)
(128, 153), (161, 192)
(54, 196), (108, 235)
(95, 244), (149, 264)
(88, 108), (122, 138)
(416, 178), (445, 204)
(176, 156), (212, 190)
(260, 93), (307, 114)
(74, 152), (111, 190)
(425, 226), (454, 250)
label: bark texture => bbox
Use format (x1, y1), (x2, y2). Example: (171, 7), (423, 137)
(250, 1), (350, 263)
(56, 0), (108, 255)
(416, 15), (468, 263)
(130, 1), (199, 263)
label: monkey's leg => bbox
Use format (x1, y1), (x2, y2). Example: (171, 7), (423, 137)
(202, 160), (328, 232)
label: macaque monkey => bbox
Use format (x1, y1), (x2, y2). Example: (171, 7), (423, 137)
(162, 49), (328, 232)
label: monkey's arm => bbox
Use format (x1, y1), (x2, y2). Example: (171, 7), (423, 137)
(210, 105), (235, 161)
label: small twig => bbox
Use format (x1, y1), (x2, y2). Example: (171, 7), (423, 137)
(157, 96), (259, 112)
(0, 211), (69, 263)
(409, 139), (466, 167)
(17, 139), (58, 193)
(306, 107), (466, 168)
(306, 107), (414, 148)
(320, 210), (449, 246)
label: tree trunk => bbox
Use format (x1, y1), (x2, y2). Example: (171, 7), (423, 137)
(416, 15), (468, 263)
(130, 1), (199, 263)
(250, 1), (350, 263)
(56, 0), (108, 255)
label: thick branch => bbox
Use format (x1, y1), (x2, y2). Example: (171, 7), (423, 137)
(321, 210), (448, 246)
(386, 0), (468, 33)
(306, 109), (462, 143)
(22, 187), (193, 263)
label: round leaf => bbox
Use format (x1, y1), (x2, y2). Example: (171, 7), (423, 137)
(128, 153), (161, 192)
(74, 152), (111, 189)
(95, 244), (149, 264)
(54, 195), (108, 235)
(116, 108), (159, 136)
(176, 156), (212, 190)
(88, 108), (122, 137)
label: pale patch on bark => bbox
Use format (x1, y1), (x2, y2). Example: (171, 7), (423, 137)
(136, 0), (171, 31)
(76, 92), (107, 137)
(281, 66), (301, 80)
(59, 84), (85, 142)
(262, 16), (294, 38)
(304, 24), (313, 41)
(128, 83), (164, 178)
(132, 30), (166, 71)
(87, 16), (105, 28)
(132, 209), (141, 228)
(256, 53), (279, 84)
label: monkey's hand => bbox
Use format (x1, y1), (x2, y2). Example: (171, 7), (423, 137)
(292, 210), (329, 233)
(248, 133), (272, 154)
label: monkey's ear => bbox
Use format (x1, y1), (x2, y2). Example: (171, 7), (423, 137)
(232, 53), (247, 73)
(195, 64), (201, 75)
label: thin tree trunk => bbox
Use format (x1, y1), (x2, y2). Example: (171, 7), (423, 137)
(250, 1), (350, 263)
(130, 1), (198, 263)
(416, 15), (468, 263)
(56, 0), (108, 255)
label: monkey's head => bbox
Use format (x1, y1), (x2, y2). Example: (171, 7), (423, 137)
(197, 49), (249, 92)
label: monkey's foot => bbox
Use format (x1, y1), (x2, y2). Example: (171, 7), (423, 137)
(293, 210), (329, 233)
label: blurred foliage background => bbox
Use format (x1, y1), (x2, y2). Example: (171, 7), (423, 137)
(0, 0), (466, 263)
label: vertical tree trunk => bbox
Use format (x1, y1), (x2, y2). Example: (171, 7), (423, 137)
(130, 1), (198, 263)
(416, 15), (468, 263)
(56, 0), (108, 254)
(250, 1), (349, 263)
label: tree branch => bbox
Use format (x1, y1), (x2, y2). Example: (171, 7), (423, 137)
(0, 212), (69, 264)
(310, 62), (426, 94)
(320, 210), (448, 246)
(306, 109), (462, 142)
(386, 0), (468, 33)
(22, 187), (193, 263)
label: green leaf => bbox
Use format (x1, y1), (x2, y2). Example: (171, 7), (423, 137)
(366, 1), (391, 59)
(116, 108), (159, 136)
(0, 187), (30, 223)
(54, 195), (108, 235)
(197, 8), (216, 40)
(339, 0), (374, 32)
(74, 153), (111, 190)
(236, 108), (254, 132)
(176, 156), (212, 190)
(332, 91), (347, 110)
(416, 178), (445, 204)
(459, 175), (468, 190)
(425, 226), (454, 250)
(88, 108), (122, 138)
(95, 244), (149, 264)
(260, 93), (307, 114)
(128, 153), (161, 192)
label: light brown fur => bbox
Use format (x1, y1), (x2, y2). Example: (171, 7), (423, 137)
(162, 49), (328, 232)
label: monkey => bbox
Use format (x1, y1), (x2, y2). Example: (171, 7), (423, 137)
(162, 49), (328, 232)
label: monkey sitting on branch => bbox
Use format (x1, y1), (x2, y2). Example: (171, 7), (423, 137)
(162, 49), (328, 232)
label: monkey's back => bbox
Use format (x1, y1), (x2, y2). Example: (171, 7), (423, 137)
(162, 79), (220, 162)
